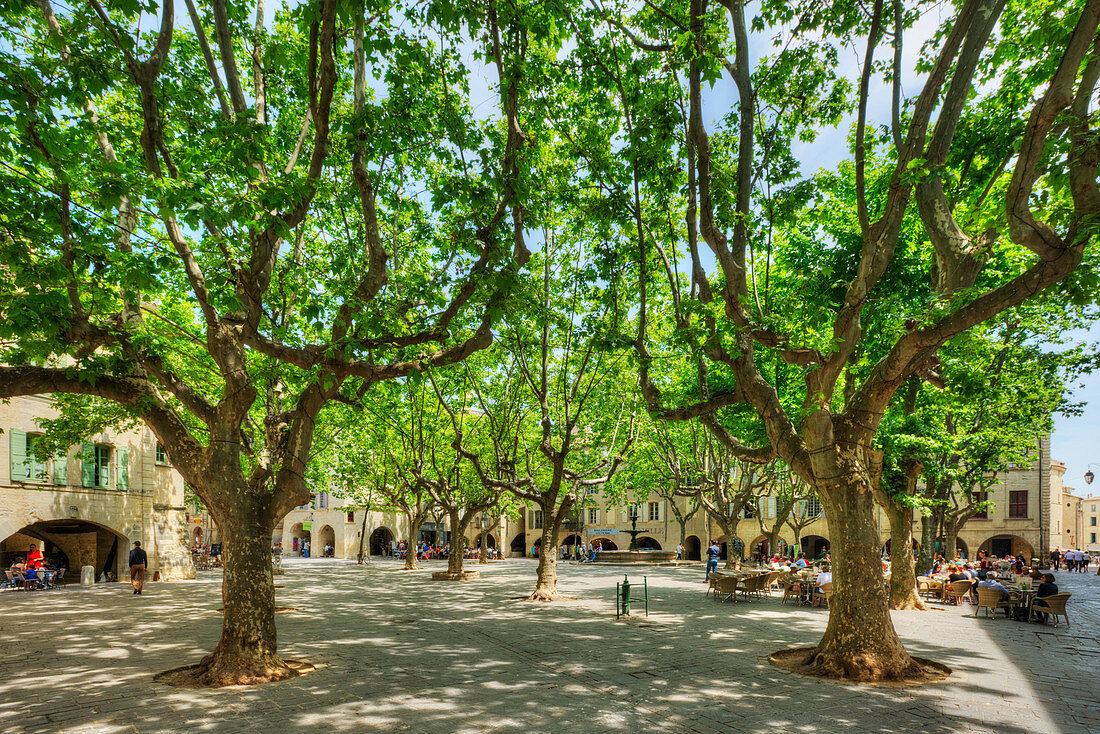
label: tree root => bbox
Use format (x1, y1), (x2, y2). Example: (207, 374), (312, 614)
(526, 586), (563, 601)
(155, 655), (313, 688)
(770, 646), (948, 684)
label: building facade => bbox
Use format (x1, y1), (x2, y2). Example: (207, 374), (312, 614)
(1084, 495), (1100, 554)
(0, 395), (194, 581)
(273, 490), (522, 560)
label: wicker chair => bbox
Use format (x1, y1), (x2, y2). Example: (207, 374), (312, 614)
(943, 580), (973, 606)
(1030, 592), (1071, 628)
(715, 576), (739, 602)
(736, 573), (765, 600)
(781, 577), (802, 605)
(707, 575), (721, 600)
(763, 570), (781, 594)
(975, 587), (1011, 619)
(814, 581), (833, 608)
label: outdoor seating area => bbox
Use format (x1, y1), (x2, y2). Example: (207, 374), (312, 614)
(918, 559), (1074, 628)
(708, 565), (834, 607)
(2, 566), (65, 591)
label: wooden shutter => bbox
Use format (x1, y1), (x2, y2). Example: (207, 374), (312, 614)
(117, 447), (129, 491)
(81, 442), (95, 487)
(53, 449), (68, 485)
(768, 497), (777, 518)
(10, 429), (28, 481)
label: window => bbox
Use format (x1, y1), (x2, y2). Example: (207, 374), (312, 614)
(806, 497), (823, 518)
(627, 503), (639, 520)
(81, 443), (114, 488)
(9, 431), (48, 482)
(1091, 517), (1097, 527)
(1008, 491), (1028, 519)
(587, 508), (597, 524)
(742, 502), (756, 519)
(531, 510), (543, 529)
(972, 491), (988, 519)
(346, 511), (355, 523)
(156, 443), (169, 465)
(1092, 533), (1097, 544)
(317, 492), (330, 509)
(648, 501), (660, 521)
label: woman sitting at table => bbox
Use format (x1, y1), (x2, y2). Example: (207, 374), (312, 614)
(1011, 560), (1026, 577)
(1030, 574), (1059, 623)
(947, 565), (967, 583)
(812, 571), (832, 606)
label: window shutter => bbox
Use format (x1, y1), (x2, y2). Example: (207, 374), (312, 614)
(117, 447), (129, 491)
(10, 429), (28, 481)
(768, 497), (777, 518)
(81, 442), (95, 487)
(53, 449), (68, 485)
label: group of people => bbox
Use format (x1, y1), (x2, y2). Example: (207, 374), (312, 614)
(4, 542), (63, 590)
(562, 540), (602, 562)
(1050, 548), (1093, 572)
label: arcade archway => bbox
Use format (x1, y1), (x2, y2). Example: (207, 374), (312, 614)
(370, 527), (395, 556)
(637, 536), (661, 550)
(1, 518), (129, 581)
(801, 535), (830, 559)
(685, 535), (701, 560)
(979, 535), (1035, 563)
(510, 533), (527, 555)
(318, 525), (336, 556)
(591, 537), (618, 551)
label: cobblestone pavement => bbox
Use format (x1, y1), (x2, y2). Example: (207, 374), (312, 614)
(1, 558), (1097, 734)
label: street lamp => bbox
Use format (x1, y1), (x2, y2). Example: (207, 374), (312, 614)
(1085, 463), (1099, 485)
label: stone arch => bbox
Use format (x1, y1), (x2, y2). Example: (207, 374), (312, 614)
(289, 522), (310, 555)
(684, 535), (702, 561)
(979, 535), (1035, 563)
(560, 534), (582, 547)
(750, 534), (769, 560)
(370, 526), (395, 556)
(510, 533), (526, 554)
(318, 525), (336, 556)
(801, 535), (830, 559)
(484, 533), (497, 549)
(192, 526), (203, 543)
(591, 537), (618, 551)
(636, 536), (661, 550)
(1, 517), (130, 582)
(955, 537), (969, 559)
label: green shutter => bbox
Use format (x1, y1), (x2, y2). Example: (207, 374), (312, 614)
(81, 442), (95, 487)
(10, 429), (28, 482)
(117, 446), (129, 491)
(53, 449), (68, 485)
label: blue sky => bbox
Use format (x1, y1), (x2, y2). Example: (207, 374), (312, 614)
(1052, 321), (1100, 497)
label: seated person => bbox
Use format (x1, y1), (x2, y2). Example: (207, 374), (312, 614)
(793, 553), (809, 570)
(947, 565), (967, 583)
(976, 577), (1011, 615)
(960, 563), (975, 580)
(1012, 560), (1026, 576)
(1030, 573), (1059, 623)
(812, 571), (833, 606)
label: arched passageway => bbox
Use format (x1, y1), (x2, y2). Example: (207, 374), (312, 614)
(1, 519), (129, 581)
(318, 525), (336, 556)
(637, 536), (661, 550)
(370, 527), (395, 556)
(801, 535), (830, 559)
(591, 537), (618, 551)
(979, 535), (1035, 563)
(685, 535), (701, 560)
(510, 533), (526, 555)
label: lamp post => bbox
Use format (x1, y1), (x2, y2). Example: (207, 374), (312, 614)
(1085, 463), (1099, 485)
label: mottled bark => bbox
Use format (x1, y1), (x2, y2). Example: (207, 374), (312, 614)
(404, 515), (424, 570)
(446, 510), (470, 575)
(886, 502), (925, 610)
(192, 503), (293, 686)
(808, 478), (920, 681)
(530, 518), (562, 600)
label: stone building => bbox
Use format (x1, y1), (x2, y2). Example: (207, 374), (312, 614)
(1083, 495), (1100, 554)
(1049, 466), (1083, 551)
(0, 395), (194, 581)
(272, 490), (521, 560)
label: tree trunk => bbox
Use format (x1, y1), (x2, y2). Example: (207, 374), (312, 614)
(447, 511), (468, 575)
(916, 513), (934, 575)
(193, 508), (294, 686)
(721, 520), (738, 568)
(356, 509), (368, 564)
(404, 514), (424, 570)
(529, 516), (562, 600)
(943, 520), (960, 562)
(807, 479), (921, 681)
(886, 502), (925, 610)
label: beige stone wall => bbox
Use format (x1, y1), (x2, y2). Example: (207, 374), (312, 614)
(273, 504), (521, 560)
(0, 395), (194, 581)
(1083, 495), (1100, 551)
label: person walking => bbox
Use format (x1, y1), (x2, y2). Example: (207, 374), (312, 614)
(129, 541), (148, 595)
(705, 540), (720, 582)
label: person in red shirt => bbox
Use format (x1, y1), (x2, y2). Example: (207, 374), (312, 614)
(25, 544), (44, 569)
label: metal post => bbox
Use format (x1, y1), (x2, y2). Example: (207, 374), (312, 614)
(644, 575), (649, 617)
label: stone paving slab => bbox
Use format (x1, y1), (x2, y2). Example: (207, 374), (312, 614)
(0, 558), (1097, 734)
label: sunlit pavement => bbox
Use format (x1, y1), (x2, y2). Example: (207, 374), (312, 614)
(1, 557), (1097, 734)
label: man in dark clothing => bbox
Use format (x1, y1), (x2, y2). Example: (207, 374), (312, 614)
(1031, 573), (1059, 623)
(705, 541), (721, 582)
(128, 541), (148, 595)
